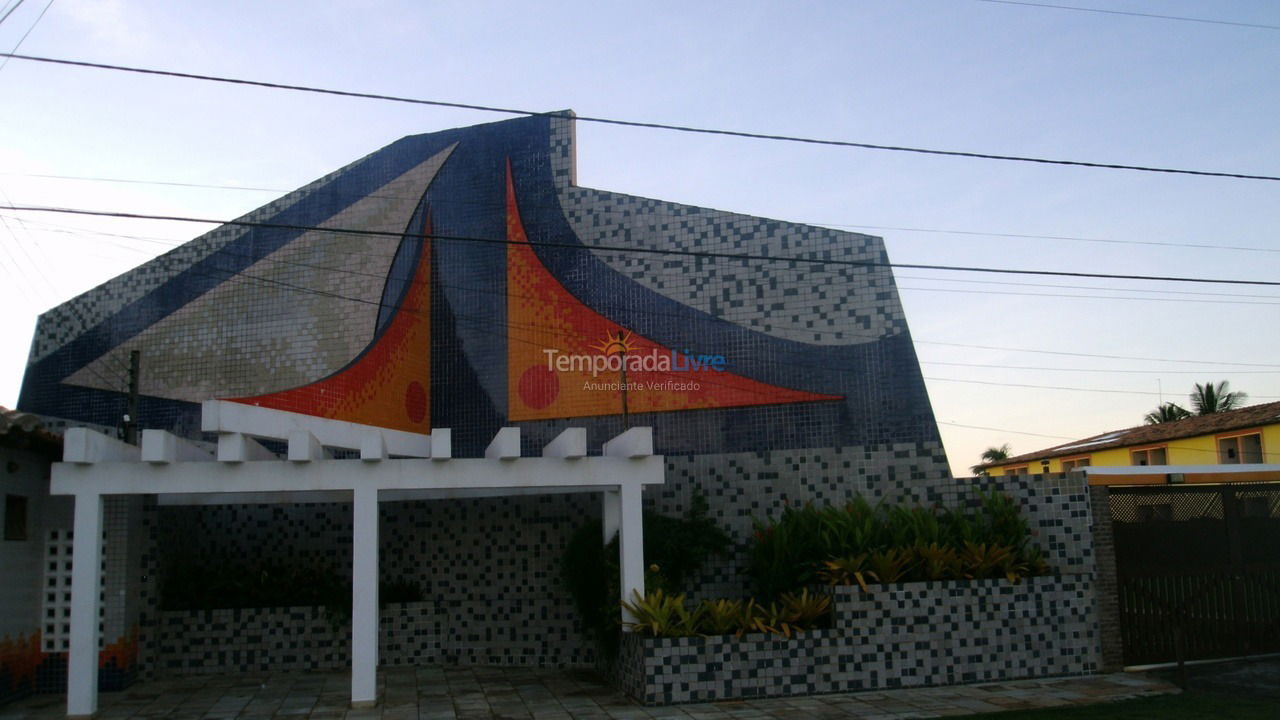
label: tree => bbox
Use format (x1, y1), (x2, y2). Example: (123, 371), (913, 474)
(971, 443), (1011, 474)
(1190, 381), (1247, 416)
(1144, 402), (1191, 425)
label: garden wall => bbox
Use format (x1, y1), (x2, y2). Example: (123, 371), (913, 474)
(615, 575), (1099, 705)
(156, 600), (571, 675)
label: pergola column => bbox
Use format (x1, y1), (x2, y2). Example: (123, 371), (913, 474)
(67, 492), (103, 719)
(604, 427), (653, 627)
(617, 482), (644, 625)
(351, 484), (379, 708)
(602, 490), (620, 542)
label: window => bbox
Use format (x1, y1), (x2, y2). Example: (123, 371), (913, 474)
(1218, 432), (1263, 464)
(1131, 447), (1167, 466)
(4, 495), (28, 541)
(1061, 457), (1091, 471)
(1005, 465), (1030, 476)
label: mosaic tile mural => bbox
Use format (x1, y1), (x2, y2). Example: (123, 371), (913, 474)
(19, 113), (943, 463)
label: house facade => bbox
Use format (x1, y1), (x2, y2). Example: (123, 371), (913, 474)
(11, 113), (949, 678)
(981, 401), (1280, 482)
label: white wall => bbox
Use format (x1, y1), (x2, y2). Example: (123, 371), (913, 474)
(0, 447), (71, 640)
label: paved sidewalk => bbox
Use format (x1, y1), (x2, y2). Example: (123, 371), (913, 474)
(0, 666), (1178, 720)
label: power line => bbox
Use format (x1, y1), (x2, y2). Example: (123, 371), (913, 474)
(0, 0), (52, 73)
(923, 360), (1280, 375)
(9, 169), (1280, 256)
(0, 0), (27, 26)
(143, 256), (1280, 400)
(51, 233), (1275, 412)
(16, 216), (1280, 310)
(916, 340), (1280, 368)
(972, 0), (1280, 31)
(3, 52), (1280, 182)
(937, 421), (1076, 440)
(844, 224), (1279, 255)
(925, 376), (1280, 399)
(9, 203), (1280, 288)
(898, 284), (1280, 307)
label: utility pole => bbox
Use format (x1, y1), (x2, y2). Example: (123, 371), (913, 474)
(124, 350), (140, 445)
(617, 330), (630, 430)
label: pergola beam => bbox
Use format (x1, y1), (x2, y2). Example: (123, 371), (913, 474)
(51, 416), (661, 717)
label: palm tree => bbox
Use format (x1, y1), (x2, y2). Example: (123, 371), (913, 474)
(1190, 381), (1247, 415)
(971, 443), (1011, 474)
(1144, 402), (1191, 425)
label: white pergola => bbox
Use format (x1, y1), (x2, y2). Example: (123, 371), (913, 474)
(51, 400), (661, 718)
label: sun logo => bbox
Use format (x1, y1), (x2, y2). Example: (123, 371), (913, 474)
(592, 330), (634, 356)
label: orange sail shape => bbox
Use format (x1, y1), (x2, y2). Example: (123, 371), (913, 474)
(505, 162), (840, 421)
(224, 217), (433, 433)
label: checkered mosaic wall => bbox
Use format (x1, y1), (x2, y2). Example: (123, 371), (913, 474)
(143, 471), (1097, 676)
(617, 576), (1099, 705)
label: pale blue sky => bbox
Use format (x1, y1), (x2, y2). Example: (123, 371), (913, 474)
(1, 0), (1277, 475)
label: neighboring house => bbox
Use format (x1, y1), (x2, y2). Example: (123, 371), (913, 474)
(0, 408), (66, 706)
(979, 401), (1280, 482)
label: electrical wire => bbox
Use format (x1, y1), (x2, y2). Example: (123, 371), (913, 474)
(8, 203), (1280, 288)
(8, 170), (1280, 256)
(15, 216), (1280, 311)
(922, 360), (1280, 375)
(924, 376), (1279, 399)
(0, 0), (27, 26)
(3, 52), (1279, 182)
(99, 256), (1280, 401)
(972, 0), (1280, 31)
(0, 0), (52, 73)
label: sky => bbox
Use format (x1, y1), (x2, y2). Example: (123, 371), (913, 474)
(0, 0), (1277, 477)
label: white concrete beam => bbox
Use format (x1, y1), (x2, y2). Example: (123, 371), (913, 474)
(543, 428), (586, 459)
(360, 431), (387, 462)
(603, 427), (653, 458)
(141, 430), (214, 464)
(288, 431), (324, 462)
(52, 455), (664, 496)
(64, 427), (140, 464)
(430, 429), (452, 460)
(156, 490), (352, 506)
(216, 432), (277, 462)
(381, 486), (600, 502)
(202, 400), (431, 457)
(66, 493), (102, 718)
(485, 427), (521, 460)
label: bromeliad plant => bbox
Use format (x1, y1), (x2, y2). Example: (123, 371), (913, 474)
(562, 491), (731, 659)
(621, 588), (832, 639)
(748, 490), (1051, 597)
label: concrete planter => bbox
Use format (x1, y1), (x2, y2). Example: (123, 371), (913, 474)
(615, 575), (1099, 704)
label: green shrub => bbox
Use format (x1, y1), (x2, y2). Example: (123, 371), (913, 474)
(561, 491), (730, 659)
(750, 492), (1051, 595)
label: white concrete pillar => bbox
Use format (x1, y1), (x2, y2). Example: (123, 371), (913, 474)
(618, 482), (645, 627)
(602, 489), (620, 543)
(351, 485), (379, 708)
(67, 493), (103, 719)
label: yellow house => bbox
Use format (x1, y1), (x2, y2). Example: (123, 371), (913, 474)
(979, 401), (1280, 484)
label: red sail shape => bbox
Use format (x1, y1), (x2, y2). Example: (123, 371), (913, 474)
(506, 161), (840, 421)
(224, 217), (433, 433)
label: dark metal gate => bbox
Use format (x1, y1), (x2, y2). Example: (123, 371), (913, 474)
(1109, 483), (1280, 666)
